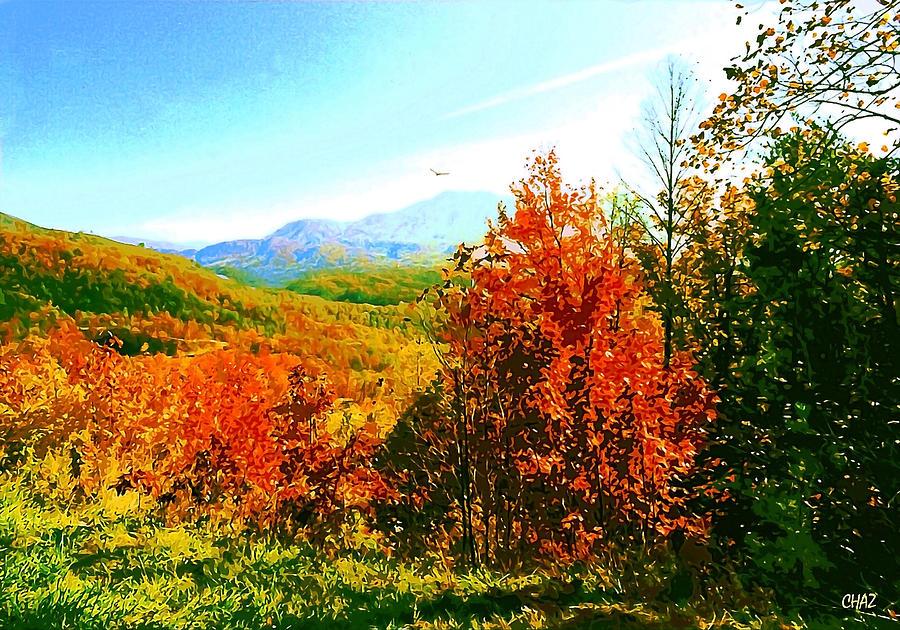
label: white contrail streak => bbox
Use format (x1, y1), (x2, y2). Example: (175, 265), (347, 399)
(442, 41), (690, 120)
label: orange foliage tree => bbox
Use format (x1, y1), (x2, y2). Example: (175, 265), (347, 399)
(387, 152), (717, 567)
(0, 317), (391, 533)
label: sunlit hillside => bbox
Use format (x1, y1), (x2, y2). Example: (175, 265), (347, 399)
(0, 211), (434, 401)
(285, 264), (442, 306)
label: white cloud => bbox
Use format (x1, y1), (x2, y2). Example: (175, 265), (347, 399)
(443, 41), (690, 121)
(409, 83), (658, 200)
(132, 204), (297, 245)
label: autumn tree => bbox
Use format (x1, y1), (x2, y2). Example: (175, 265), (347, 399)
(700, 0), (900, 157)
(0, 317), (392, 536)
(699, 128), (900, 609)
(626, 57), (712, 367)
(373, 385), (464, 559)
(381, 152), (717, 569)
(668, 0), (900, 612)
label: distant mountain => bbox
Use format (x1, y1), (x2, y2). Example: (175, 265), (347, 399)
(271, 191), (503, 246)
(180, 191), (510, 285)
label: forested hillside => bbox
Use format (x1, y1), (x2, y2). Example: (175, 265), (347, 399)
(0, 211), (429, 398)
(285, 265), (442, 306)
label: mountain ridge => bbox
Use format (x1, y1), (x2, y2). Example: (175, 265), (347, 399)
(182, 190), (510, 284)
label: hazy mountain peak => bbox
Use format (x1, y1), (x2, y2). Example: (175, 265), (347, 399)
(138, 190), (512, 285)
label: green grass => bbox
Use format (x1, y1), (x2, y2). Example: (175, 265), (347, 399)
(0, 464), (804, 630)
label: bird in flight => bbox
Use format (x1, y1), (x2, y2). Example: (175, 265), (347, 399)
(430, 168), (450, 176)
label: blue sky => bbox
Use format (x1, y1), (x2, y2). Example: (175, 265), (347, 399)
(0, 0), (768, 245)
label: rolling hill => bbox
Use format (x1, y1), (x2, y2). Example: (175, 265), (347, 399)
(0, 210), (433, 400)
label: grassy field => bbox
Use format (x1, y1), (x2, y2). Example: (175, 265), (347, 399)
(0, 463), (801, 630)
